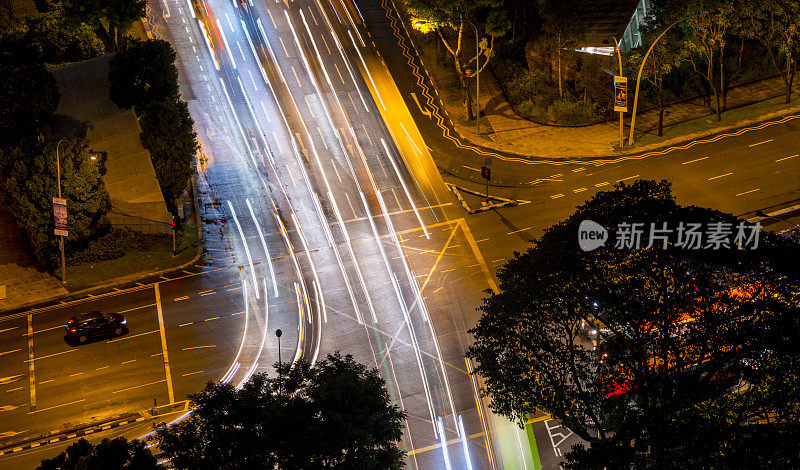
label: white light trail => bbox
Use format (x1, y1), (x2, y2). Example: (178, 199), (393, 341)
(186, 0), (195, 18)
(438, 416), (454, 470)
(380, 138), (428, 238)
(245, 198), (279, 297)
(291, 211), (326, 323)
(293, 281), (304, 364)
(458, 415), (475, 470)
(197, 22), (220, 70)
(243, 279), (270, 383)
(215, 18), (237, 69)
(227, 200), (259, 299)
(348, 29), (385, 110)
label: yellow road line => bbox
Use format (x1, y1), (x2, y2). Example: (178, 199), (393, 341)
(28, 399), (84, 415)
(748, 139), (773, 147)
(708, 172), (733, 180)
(775, 154), (798, 162)
(27, 315), (35, 411)
(154, 285), (175, 404)
(112, 379), (167, 395)
(736, 188), (760, 197)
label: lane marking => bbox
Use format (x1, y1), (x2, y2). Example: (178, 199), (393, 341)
(748, 139), (773, 147)
(735, 188), (760, 196)
(181, 370), (205, 377)
(28, 399), (84, 415)
(615, 174), (639, 182)
(112, 379), (166, 394)
(550, 194), (565, 199)
(121, 359), (137, 365)
(682, 156), (708, 165)
(154, 284), (175, 404)
(507, 226), (532, 235)
(775, 154), (798, 162)
(181, 345), (216, 351)
(708, 172), (733, 181)
(106, 330), (158, 343)
(573, 187), (587, 193)
(68, 372), (83, 378)
(204, 316), (220, 322)
(0, 349), (22, 357)
(595, 182), (609, 187)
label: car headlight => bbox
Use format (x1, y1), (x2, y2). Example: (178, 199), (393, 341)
(120, 319), (127, 325)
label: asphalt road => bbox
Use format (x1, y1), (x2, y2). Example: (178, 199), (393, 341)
(1, 0), (797, 469)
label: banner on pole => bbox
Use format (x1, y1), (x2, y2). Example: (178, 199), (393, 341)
(614, 76), (627, 112)
(53, 197), (68, 237)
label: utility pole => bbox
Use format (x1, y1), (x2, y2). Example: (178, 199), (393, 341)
(276, 329), (282, 396)
(608, 36), (624, 148)
(55, 140), (66, 283)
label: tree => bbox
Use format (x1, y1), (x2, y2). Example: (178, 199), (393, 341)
(109, 39), (180, 111)
(5, 139), (111, 269)
(676, 0), (735, 120)
(0, 63), (60, 149)
(38, 437), (162, 470)
(157, 352), (406, 470)
(740, 0), (800, 103)
(539, 0), (582, 99)
(139, 99), (198, 210)
(468, 180), (800, 469)
(24, 11), (104, 63)
(407, 0), (510, 121)
(61, 0), (146, 51)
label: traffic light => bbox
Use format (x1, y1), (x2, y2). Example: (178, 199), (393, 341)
(480, 166), (491, 181)
(170, 217), (176, 230)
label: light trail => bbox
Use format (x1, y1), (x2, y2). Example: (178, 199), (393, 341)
(245, 198), (279, 297)
(293, 282), (305, 364)
(458, 415), (475, 470)
(347, 29), (385, 110)
(227, 200), (260, 299)
(215, 18), (237, 68)
(437, 416), (454, 470)
(380, 138), (429, 238)
(291, 211), (327, 324)
(197, 21), (220, 70)
(243, 279), (271, 382)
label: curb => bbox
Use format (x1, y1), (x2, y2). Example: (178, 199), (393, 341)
(0, 414), (145, 456)
(1, 174), (206, 316)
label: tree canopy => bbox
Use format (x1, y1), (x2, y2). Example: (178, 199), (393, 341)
(0, 62), (59, 149)
(156, 352), (407, 470)
(468, 180), (800, 469)
(37, 437), (162, 470)
(109, 39), (180, 111)
(5, 139), (110, 269)
(61, 0), (146, 51)
(139, 98), (198, 208)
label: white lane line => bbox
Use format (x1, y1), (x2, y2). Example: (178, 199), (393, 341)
(154, 284), (175, 404)
(775, 154), (798, 162)
(28, 399), (85, 415)
(682, 156), (708, 165)
(181, 345), (216, 351)
(735, 188), (760, 197)
(247, 70), (258, 91)
(708, 172), (733, 181)
(0, 349), (22, 357)
(748, 139), (773, 147)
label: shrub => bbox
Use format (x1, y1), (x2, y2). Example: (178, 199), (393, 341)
(547, 99), (602, 125)
(68, 228), (169, 264)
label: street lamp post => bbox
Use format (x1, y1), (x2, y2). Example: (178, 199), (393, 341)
(275, 329), (282, 396)
(628, 12), (710, 145)
(606, 36), (624, 148)
(55, 139), (66, 284)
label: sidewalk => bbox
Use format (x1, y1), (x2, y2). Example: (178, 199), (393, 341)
(414, 33), (799, 158)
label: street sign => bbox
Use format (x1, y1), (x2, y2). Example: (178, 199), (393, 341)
(614, 76), (627, 112)
(53, 197), (68, 237)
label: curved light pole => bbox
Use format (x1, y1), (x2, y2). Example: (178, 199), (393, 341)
(628, 12), (710, 145)
(55, 139), (66, 283)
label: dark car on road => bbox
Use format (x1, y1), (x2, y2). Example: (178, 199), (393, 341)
(65, 312), (128, 344)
